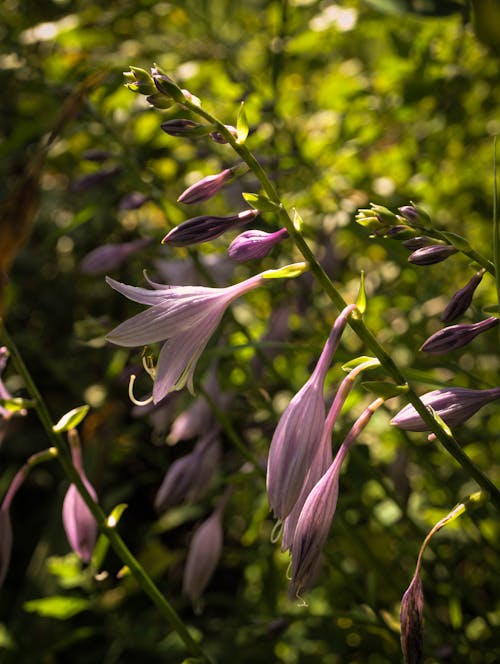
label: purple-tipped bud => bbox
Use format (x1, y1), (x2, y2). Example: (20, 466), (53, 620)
(162, 209), (259, 247)
(118, 192), (149, 210)
(398, 205), (431, 227)
(62, 434), (98, 563)
(182, 500), (228, 604)
(123, 67), (157, 95)
(228, 228), (289, 261)
(440, 271), (484, 323)
(266, 305), (356, 520)
(160, 119), (209, 137)
(70, 166), (121, 193)
(390, 387), (500, 432)
(400, 572), (424, 664)
(209, 126), (238, 144)
(178, 169), (234, 205)
(401, 236), (435, 250)
(80, 239), (151, 275)
(420, 317), (498, 354)
(154, 432), (221, 513)
(408, 245), (457, 266)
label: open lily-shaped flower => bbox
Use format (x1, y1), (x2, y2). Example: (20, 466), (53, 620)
(106, 264), (306, 403)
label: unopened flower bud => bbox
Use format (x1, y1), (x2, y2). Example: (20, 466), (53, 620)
(408, 245), (457, 265)
(178, 168), (235, 205)
(209, 126), (238, 144)
(402, 236), (436, 250)
(150, 66), (185, 103)
(398, 204), (432, 228)
(119, 192), (149, 210)
(400, 572), (424, 664)
(123, 67), (156, 95)
(440, 271), (484, 323)
(228, 228), (289, 261)
(390, 387), (500, 432)
(160, 119), (210, 138)
(80, 239), (151, 275)
(162, 209), (259, 247)
(420, 317), (498, 354)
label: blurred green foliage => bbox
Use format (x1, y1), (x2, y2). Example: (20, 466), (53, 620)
(1, 0), (500, 662)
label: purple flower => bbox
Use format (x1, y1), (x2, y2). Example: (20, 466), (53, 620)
(0, 347), (27, 447)
(266, 305), (356, 521)
(290, 399), (383, 595)
(0, 465), (26, 586)
(402, 236), (435, 250)
(178, 169), (234, 205)
(162, 209), (259, 247)
(440, 271), (484, 323)
(62, 433), (98, 563)
(154, 431), (221, 513)
(118, 192), (149, 210)
(390, 387), (500, 432)
(408, 245), (457, 265)
(80, 239), (152, 275)
(106, 270), (269, 403)
(160, 119), (208, 137)
(420, 317), (498, 354)
(228, 228), (289, 262)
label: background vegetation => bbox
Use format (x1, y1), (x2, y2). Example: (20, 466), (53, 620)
(1, 0), (499, 662)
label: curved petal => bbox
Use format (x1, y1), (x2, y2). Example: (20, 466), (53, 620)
(106, 276), (175, 305)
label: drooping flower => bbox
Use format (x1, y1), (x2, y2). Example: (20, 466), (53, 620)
(106, 265), (305, 403)
(228, 228), (289, 262)
(390, 387), (500, 432)
(420, 317), (498, 354)
(162, 209), (259, 247)
(178, 168), (236, 205)
(408, 245), (457, 266)
(266, 305), (356, 521)
(0, 465), (26, 586)
(62, 431), (98, 563)
(400, 571), (424, 664)
(290, 398), (384, 596)
(154, 431), (221, 513)
(440, 271), (484, 324)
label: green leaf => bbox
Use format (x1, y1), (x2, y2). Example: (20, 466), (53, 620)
(361, 381), (408, 399)
(236, 102), (249, 144)
(483, 304), (500, 314)
(242, 192), (280, 213)
(262, 262), (307, 280)
(292, 208), (304, 232)
(440, 231), (472, 252)
(0, 397), (34, 412)
(341, 356), (379, 371)
(24, 596), (91, 620)
(53, 405), (90, 433)
(356, 271), (367, 315)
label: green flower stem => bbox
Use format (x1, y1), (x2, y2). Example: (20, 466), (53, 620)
(0, 321), (214, 664)
(493, 137), (500, 314)
(430, 228), (496, 276)
(181, 98), (500, 512)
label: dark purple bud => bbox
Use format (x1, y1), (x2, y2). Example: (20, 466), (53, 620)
(118, 192), (149, 210)
(398, 204), (431, 227)
(408, 245), (457, 266)
(209, 125), (238, 144)
(70, 166), (121, 193)
(160, 119), (210, 138)
(420, 317), (498, 354)
(80, 239), (152, 275)
(400, 572), (424, 664)
(402, 236), (436, 250)
(228, 228), (289, 261)
(162, 209), (259, 247)
(391, 387), (500, 432)
(182, 509), (223, 604)
(178, 169), (234, 205)
(440, 271), (484, 323)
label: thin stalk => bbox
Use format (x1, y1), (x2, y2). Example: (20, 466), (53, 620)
(180, 98), (500, 512)
(493, 136), (500, 315)
(0, 321), (214, 664)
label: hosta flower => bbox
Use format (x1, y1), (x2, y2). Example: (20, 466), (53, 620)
(440, 271), (484, 323)
(178, 168), (235, 205)
(0, 465), (26, 586)
(80, 239), (151, 275)
(162, 209), (259, 247)
(106, 266), (303, 403)
(391, 387), (500, 432)
(0, 347), (27, 447)
(400, 572), (424, 664)
(228, 228), (289, 262)
(420, 317), (498, 354)
(62, 433), (98, 563)
(266, 305), (356, 521)
(408, 245), (457, 265)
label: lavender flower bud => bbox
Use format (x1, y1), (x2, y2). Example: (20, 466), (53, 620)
(154, 432), (221, 513)
(118, 192), (149, 210)
(400, 572), (424, 664)
(80, 239), (151, 275)
(408, 245), (457, 266)
(62, 432), (98, 563)
(390, 387), (500, 432)
(70, 166), (121, 193)
(420, 317), (498, 354)
(398, 204), (431, 228)
(162, 209), (259, 247)
(228, 228), (289, 261)
(178, 168), (234, 205)
(209, 126), (238, 144)
(401, 236), (435, 250)
(160, 119), (208, 137)
(440, 271), (484, 323)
